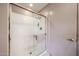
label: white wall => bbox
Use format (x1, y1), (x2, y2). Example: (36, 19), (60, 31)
(0, 3), (9, 56)
(40, 3), (77, 56)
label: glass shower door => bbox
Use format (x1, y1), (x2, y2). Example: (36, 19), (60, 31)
(10, 4), (46, 56)
(31, 16), (46, 56)
(10, 12), (35, 56)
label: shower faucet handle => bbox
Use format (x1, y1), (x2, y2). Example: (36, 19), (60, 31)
(33, 35), (38, 40)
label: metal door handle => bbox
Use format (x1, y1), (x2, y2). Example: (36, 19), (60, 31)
(67, 39), (74, 42)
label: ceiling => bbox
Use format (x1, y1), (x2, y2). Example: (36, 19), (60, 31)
(16, 3), (48, 13)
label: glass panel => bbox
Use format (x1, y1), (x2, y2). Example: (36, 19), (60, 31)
(10, 12), (34, 56)
(10, 9), (46, 56)
(31, 16), (46, 56)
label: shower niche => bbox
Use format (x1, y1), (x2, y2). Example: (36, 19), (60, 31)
(10, 4), (46, 56)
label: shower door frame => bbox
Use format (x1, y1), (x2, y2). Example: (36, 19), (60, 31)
(9, 3), (47, 56)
